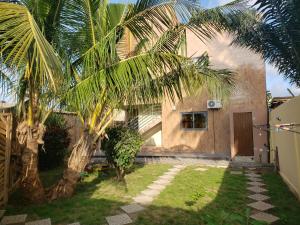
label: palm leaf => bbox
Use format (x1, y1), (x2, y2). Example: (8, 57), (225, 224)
(0, 2), (63, 90)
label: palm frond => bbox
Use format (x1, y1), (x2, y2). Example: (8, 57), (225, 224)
(231, 0), (300, 86)
(0, 2), (63, 90)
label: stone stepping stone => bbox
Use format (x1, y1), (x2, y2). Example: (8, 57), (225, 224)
(247, 186), (268, 193)
(173, 165), (186, 169)
(158, 174), (174, 180)
(167, 168), (181, 173)
(67, 223), (80, 225)
(121, 203), (145, 214)
(133, 195), (153, 205)
(248, 201), (274, 211)
(248, 193), (270, 201)
(248, 177), (263, 182)
(246, 173), (261, 178)
(105, 213), (132, 225)
(25, 218), (51, 225)
(147, 183), (166, 191)
(250, 212), (279, 224)
(0, 210), (5, 218)
(1, 214), (27, 225)
(247, 181), (265, 186)
(230, 171), (243, 175)
(164, 171), (178, 176)
(195, 168), (208, 172)
(141, 188), (161, 197)
(153, 179), (171, 185)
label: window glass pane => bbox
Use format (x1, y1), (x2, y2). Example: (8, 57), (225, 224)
(181, 113), (193, 128)
(194, 113), (207, 129)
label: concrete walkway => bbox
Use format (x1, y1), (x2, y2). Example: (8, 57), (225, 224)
(105, 164), (186, 225)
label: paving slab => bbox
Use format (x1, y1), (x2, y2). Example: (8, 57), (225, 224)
(0, 210), (5, 218)
(247, 186), (268, 193)
(133, 195), (153, 205)
(147, 183), (166, 191)
(248, 201), (274, 211)
(141, 188), (161, 197)
(246, 173), (261, 178)
(105, 214), (132, 225)
(167, 168), (181, 173)
(164, 171), (178, 176)
(247, 181), (265, 186)
(121, 203), (145, 214)
(25, 218), (51, 225)
(230, 171), (243, 175)
(158, 174), (175, 180)
(1, 214), (27, 225)
(248, 193), (270, 201)
(248, 177), (263, 182)
(250, 212), (279, 224)
(173, 165), (186, 169)
(153, 179), (171, 185)
(195, 168), (208, 172)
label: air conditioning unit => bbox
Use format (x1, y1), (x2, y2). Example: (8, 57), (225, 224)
(207, 100), (222, 109)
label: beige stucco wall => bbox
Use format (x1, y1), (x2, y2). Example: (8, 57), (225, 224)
(160, 32), (268, 161)
(270, 96), (300, 199)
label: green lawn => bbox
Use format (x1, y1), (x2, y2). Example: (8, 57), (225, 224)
(263, 173), (300, 225)
(6, 164), (171, 225)
(134, 166), (300, 225)
(134, 166), (261, 225)
(5, 165), (300, 225)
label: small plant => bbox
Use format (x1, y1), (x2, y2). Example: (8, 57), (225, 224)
(38, 114), (70, 170)
(102, 126), (143, 181)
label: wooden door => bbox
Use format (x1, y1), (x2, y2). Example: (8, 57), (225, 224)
(233, 112), (254, 156)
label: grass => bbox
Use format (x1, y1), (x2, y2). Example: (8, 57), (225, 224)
(5, 165), (300, 225)
(134, 166), (262, 225)
(6, 164), (171, 225)
(263, 173), (300, 225)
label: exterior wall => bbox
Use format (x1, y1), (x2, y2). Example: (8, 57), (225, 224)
(160, 32), (268, 161)
(270, 96), (300, 199)
(143, 123), (162, 146)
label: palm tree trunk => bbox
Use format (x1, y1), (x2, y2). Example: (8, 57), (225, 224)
(17, 122), (46, 203)
(47, 132), (97, 200)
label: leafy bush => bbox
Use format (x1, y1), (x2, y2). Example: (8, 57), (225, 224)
(102, 126), (143, 181)
(38, 114), (70, 171)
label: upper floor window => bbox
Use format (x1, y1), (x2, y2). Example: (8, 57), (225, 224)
(181, 112), (208, 130)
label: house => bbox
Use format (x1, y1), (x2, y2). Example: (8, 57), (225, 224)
(120, 32), (268, 163)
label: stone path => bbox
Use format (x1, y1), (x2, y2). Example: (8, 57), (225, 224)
(0, 210), (80, 225)
(245, 171), (279, 224)
(105, 164), (186, 225)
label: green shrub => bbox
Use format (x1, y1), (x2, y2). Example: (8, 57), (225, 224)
(38, 114), (70, 171)
(102, 126), (143, 181)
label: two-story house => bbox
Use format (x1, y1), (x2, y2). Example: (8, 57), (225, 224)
(120, 31), (268, 163)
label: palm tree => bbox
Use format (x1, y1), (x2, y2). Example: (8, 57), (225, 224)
(1, 0), (240, 202)
(231, 0), (300, 86)
(0, 1), (64, 202)
(46, 0), (238, 200)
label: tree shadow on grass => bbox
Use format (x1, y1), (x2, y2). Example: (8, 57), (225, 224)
(4, 165), (300, 225)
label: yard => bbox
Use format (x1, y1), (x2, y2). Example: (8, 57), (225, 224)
(5, 164), (300, 225)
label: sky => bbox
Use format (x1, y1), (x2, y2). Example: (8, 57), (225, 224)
(1, 0), (300, 103)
